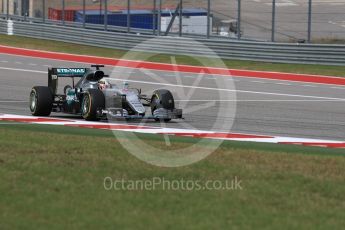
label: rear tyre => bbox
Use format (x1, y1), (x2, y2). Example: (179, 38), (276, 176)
(81, 89), (105, 121)
(30, 86), (53, 116)
(151, 89), (175, 122)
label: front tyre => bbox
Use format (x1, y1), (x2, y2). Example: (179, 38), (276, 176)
(151, 89), (175, 122)
(30, 86), (53, 116)
(81, 89), (105, 121)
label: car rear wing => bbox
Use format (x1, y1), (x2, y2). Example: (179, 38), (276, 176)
(48, 68), (89, 95)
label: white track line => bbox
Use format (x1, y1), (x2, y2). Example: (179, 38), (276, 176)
(1, 114), (344, 147)
(0, 100), (28, 103)
(0, 66), (46, 74)
(274, 82), (292, 86)
(251, 80), (266, 84)
(2, 66), (345, 101)
(109, 78), (345, 101)
(302, 84), (318, 88)
(175, 99), (343, 102)
(331, 86), (345, 90)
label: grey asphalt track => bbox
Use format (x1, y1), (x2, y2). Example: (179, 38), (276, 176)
(1, 53), (345, 141)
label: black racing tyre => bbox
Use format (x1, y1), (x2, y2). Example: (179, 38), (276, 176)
(29, 86), (53, 116)
(151, 89), (175, 122)
(81, 89), (105, 121)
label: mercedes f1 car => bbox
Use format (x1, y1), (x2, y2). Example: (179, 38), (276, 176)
(29, 65), (183, 122)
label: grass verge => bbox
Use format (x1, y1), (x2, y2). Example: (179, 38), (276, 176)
(0, 123), (344, 229)
(0, 34), (344, 77)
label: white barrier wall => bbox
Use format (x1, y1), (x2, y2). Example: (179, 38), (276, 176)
(161, 16), (212, 35)
(7, 19), (13, 35)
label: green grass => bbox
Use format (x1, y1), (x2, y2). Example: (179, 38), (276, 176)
(0, 34), (344, 77)
(312, 37), (345, 44)
(0, 123), (344, 229)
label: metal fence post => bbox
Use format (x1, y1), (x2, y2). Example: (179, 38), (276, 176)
(158, 0), (162, 36)
(83, 0), (86, 28)
(307, 0), (312, 43)
(23, 0), (27, 21)
(62, 0), (65, 25)
(153, 0), (156, 35)
(207, 0), (211, 39)
(99, 0), (102, 19)
(237, 0), (241, 40)
(271, 0), (276, 42)
(43, 0), (46, 22)
(127, 0), (131, 33)
(179, 0), (182, 37)
(104, 0), (108, 31)
(165, 2), (181, 36)
(6, 0), (9, 19)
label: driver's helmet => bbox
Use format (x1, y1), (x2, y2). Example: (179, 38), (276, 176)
(122, 82), (129, 91)
(98, 79), (111, 90)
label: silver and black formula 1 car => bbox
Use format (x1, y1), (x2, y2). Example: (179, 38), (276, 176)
(29, 65), (182, 122)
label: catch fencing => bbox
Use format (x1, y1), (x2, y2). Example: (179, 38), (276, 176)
(0, 0), (345, 43)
